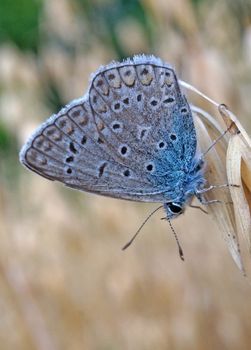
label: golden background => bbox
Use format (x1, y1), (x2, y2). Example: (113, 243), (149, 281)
(0, 0), (251, 349)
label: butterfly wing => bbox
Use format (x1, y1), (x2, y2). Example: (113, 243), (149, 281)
(88, 55), (198, 197)
(20, 55), (197, 202)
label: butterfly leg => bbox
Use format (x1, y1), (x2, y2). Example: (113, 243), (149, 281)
(189, 204), (208, 214)
(198, 198), (223, 205)
(195, 183), (239, 207)
(195, 192), (234, 207)
(196, 183), (239, 195)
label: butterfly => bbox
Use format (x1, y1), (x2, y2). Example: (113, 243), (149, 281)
(19, 55), (206, 232)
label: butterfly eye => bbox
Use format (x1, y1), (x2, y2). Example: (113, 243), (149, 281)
(168, 203), (182, 214)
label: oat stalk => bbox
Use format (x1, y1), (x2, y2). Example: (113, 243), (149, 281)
(180, 80), (251, 275)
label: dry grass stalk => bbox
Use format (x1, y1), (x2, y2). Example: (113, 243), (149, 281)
(181, 81), (251, 275)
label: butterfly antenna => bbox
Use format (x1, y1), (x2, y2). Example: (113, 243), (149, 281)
(166, 216), (184, 261)
(122, 205), (163, 250)
(202, 121), (234, 158)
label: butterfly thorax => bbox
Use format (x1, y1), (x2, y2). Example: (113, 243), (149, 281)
(163, 157), (206, 219)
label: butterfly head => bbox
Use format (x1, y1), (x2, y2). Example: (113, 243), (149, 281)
(164, 202), (184, 219)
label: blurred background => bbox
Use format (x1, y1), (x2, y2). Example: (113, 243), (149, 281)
(0, 0), (251, 349)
